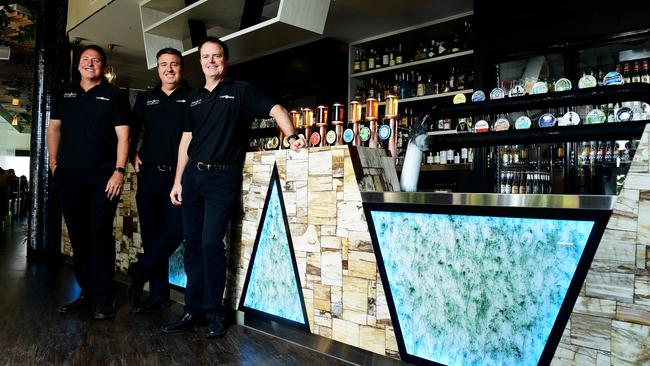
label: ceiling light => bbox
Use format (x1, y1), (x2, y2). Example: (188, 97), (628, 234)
(104, 44), (117, 83)
(104, 65), (117, 83)
(11, 97), (20, 106)
(11, 115), (19, 126)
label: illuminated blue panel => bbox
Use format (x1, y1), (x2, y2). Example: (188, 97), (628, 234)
(168, 242), (186, 288)
(243, 182), (305, 324)
(370, 211), (594, 366)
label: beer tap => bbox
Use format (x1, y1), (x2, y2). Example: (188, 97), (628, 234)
(332, 103), (345, 145)
(366, 96), (379, 148)
(384, 94), (399, 161)
(349, 100), (362, 146)
(302, 107), (314, 147)
(316, 105), (329, 147)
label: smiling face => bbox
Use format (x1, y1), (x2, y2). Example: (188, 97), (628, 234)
(199, 41), (227, 80)
(77, 48), (104, 82)
(157, 53), (182, 88)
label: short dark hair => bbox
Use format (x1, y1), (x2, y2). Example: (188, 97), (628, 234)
(198, 37), (229, 61)
(79, 45), (106, 64)
(156, 47), (183, 67)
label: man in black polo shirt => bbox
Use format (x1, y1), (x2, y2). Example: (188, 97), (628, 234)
(47, 45), (130, 319)
(127, 48), (190, 313)
(162, 37), (306, 338)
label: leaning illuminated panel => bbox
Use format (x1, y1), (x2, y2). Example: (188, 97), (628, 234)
(370, 211), (594, 366)
(168, 243), (186, 288)
(243, 183), (305, 324)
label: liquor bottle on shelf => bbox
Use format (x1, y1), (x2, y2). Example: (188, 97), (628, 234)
(632, 61), (641, 83)
(360, 51), (368, 72)
(518, 172), (528, 194)
(399, 73), (411, 100)
(425, 74), (435, 95)
(427, 40), (437, 58)
(416, 74), (425, 97)
(368, 48), (376, 70)
(623, 63), (631, 84)
(604, 141), (613, 162)
(450, 32), (461, 53)
(642, 60), (650, 83)
(415, 43), (426, 61)
(448, 66), (457, 91)
(460, 147), (469, 163)
(353, 51), (360, 72)
(393, 74), (401, 97)
(395, 43), (403, 65)
(512, 171), (520, 194)
(382, 47), (390, 67)
(437, 40), (447, 56)
(374, 49), (382, 70)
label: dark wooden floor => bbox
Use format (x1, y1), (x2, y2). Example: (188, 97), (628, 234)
(0, 220), (352, 366)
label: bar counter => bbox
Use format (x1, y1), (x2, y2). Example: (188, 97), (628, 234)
(61, 125), (650, 364)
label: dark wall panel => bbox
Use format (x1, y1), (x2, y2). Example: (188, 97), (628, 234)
(229, 38), (349, 109)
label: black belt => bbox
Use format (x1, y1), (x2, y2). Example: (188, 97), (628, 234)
(194, 161), (242, 171)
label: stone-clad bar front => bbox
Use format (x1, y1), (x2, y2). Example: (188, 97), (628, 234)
(61, 129), (650, 363)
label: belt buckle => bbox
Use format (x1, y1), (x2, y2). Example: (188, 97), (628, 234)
(196, 162), (209, 171)
(157, 165), (170, 172)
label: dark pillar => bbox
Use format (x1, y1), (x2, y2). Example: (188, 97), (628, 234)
(27, 0), (69, 260)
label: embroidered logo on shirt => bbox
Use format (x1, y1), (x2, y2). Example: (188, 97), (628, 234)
(220, 95), (235, 100)
(63, 92), (77, 98)
(190, 99), (202, 107)
(146, 99), (160, 106)
(96, 96), (110, 101)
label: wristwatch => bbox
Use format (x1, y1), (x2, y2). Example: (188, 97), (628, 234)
(287, 134), (300, 143)
(115, 166), (126, 174)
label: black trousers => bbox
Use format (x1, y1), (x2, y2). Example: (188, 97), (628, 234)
(132, 163), (182, 300)
(181, 164), (241, 316)
(55, 167), (118, 306)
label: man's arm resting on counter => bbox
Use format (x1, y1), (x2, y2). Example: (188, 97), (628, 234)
(270, 104), (306, 151)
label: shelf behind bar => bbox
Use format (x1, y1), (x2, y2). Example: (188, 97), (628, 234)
(396, 163), (473, 172)
(421, 120), (649, 150)
(350, 50), (474, 78)
(435, 83), (650, 119)
(361, 89), (473, 108)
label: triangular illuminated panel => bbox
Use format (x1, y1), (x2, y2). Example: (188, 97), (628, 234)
(239, 164), (309, 330)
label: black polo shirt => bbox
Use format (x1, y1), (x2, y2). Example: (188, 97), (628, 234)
(51, 81), (130, 169)
(132, 85), (191, 165)
(184, 77), (275, 165)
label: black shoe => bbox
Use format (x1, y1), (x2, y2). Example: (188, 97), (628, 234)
(93, 303), (116, 320)
(206, 314), (227, 338)
(127, 264), (144, 307)
(161, 312), (206, 334)
(59, 296), (93, 314)
(134, 296), (173, 314)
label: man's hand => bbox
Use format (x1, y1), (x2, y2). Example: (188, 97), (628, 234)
(290, 136), (306, 151)
(133, 153), (143, 173)
(105, 171), (124, 200)
(170, 182), (183, 205)
(49, 160), (58, 174)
